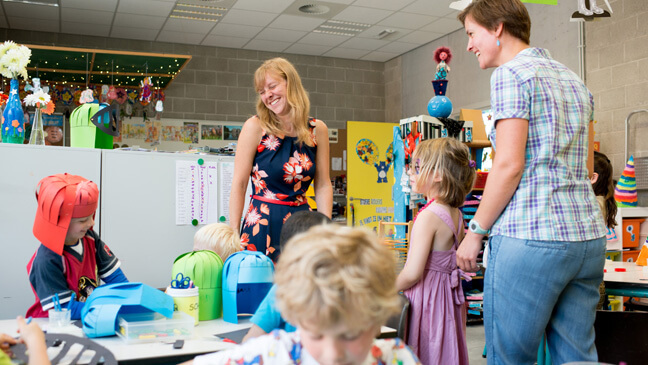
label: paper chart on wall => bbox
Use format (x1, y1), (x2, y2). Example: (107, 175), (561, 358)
(176, 160), (219, 225)
(218, 161), (252, 224)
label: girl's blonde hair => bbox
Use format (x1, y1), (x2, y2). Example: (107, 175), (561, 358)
(254, 57), (312, 146)
(275, 225), (401, 331)
(413, 138), (475, 208)
(193, 223), (241, 262)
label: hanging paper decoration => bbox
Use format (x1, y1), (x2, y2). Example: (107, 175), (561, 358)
(615, 155), (638, 207)
(140, 77), (152, 105)
(107, 86), (117, 100)
(59, 88), (73, 106)
(126, 88), (139, 103)
(72, 87), (83, 105)
(115, 88), (127, 104)
(79, 89), (94, 104)
(100, 85), (109, 103)
(154, 89), (164, 113)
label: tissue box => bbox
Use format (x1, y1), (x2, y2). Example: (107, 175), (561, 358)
(116, 311), (194, 344)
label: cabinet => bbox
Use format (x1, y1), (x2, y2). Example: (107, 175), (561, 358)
(608, 207), (648, 258)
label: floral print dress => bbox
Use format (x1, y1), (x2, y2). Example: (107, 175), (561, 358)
(240, 119), (317, 262)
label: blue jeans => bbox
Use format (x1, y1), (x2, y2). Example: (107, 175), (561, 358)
(484, 235), (605, 365)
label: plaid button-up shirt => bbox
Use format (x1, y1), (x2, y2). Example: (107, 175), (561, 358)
(489, 47), (606, 241)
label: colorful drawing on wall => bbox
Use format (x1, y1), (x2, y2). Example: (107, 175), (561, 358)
(122, 122), (146, 139)
(347, 121), (398, 230)
(145, 120), (161, 144)
(162, 126), (183, 142)
(201, 124), (223, 140)
(224, 125), (241, 140)
(183, 122), (199, 144)
(356, 138), (394, 183)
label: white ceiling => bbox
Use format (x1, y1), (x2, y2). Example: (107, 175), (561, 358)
(1, 0), (464, 62)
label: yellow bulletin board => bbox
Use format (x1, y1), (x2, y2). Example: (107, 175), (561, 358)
(347, 121), (398, 230)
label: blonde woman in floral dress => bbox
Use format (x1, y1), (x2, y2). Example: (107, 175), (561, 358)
(229, 57), (332, 262)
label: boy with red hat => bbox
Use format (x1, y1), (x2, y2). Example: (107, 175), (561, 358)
(26, 173), (128, 319)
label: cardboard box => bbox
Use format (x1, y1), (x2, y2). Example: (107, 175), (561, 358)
(459, 109), (488, 142)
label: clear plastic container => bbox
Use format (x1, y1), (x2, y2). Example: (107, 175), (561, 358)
(116, 311), (194, 344)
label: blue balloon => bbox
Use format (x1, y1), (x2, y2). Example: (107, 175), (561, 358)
(427, 95), (453, 118)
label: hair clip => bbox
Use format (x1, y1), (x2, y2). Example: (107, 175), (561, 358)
(469, 160), (476, 168)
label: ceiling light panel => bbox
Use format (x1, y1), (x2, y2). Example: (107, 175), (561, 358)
(3, 0), (58, 6)
(171, 1), (228, 23)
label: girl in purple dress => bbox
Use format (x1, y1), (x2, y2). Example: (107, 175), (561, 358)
(396, 138), (475, 365)
(229, 58), (332, 262)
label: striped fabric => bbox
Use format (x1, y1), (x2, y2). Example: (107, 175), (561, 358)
(489, 47), (606, 241)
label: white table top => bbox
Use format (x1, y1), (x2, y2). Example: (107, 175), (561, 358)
(0, 316), (250, 362)
(0, 316), (398, 363)
(603, 260), (648, 286)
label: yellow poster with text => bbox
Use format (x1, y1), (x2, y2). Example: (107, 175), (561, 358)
(346, 121), (397, 231)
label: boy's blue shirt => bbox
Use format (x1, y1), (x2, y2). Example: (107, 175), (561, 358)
(250, 285), (296, 333)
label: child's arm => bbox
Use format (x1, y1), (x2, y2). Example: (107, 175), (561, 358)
(16, 316), (50, 365)
(396, 213), (436, 292)
(90, 230), (127, 284)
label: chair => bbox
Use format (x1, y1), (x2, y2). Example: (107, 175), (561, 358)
(384, 293), (410, 342)
(378, 221), (413, 274)
(11, 333), (117, 365)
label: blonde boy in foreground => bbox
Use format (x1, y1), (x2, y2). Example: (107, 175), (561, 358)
(184, 225), (421, 365)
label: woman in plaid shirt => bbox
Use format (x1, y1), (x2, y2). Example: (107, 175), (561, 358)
(456, 1), (607, 364)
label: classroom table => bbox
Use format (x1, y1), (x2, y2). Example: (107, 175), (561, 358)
(603, 260), (648, 298)
(0, 317), (397, 364)
(0, 317), (250, 364)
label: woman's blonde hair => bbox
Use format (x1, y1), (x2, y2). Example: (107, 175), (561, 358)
(193, 223), (241, 261)
(413, 138), (475, 208)
(254, 57), (312, 145)
(275, 225), (401, 330)
(457, 0), (531, 45)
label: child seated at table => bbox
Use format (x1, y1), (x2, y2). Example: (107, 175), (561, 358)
(242, 211), (331, 342)
(0, 317), (49, 365)
(192, 223), (242, 262)
(26, 173), (128, 320)
(184, 224), (421, 365)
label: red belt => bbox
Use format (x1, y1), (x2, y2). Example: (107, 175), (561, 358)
(252, 195), (308, 207)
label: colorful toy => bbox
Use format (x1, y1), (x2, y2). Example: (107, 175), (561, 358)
(614, 156), (638, 207)
(428, 46), (453, 118)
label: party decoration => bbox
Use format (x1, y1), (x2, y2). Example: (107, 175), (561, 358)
(79, 89), (94, 104)
(115, 88), (127, 104)
(615, 156), (638, 207)
(140, 77), (152, 105)
(107, 86), (117, 100)
(428, 46), (453, 118)
(100, 85), (109, 103)
(59, 87), (73, 106)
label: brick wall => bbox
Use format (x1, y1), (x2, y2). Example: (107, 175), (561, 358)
(586, 0), (648, 204)
(1, 28), (385, 130)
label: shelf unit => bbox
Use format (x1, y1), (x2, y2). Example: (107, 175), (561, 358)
(607, 207), (648, 261)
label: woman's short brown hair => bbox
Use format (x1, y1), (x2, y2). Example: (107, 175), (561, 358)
(457, 0), (531, 45)
(413, 138), (475, 208)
